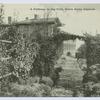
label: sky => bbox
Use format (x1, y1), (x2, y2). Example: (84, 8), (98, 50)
(2, 4), (100, 37)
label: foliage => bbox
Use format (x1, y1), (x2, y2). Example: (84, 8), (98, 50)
(50, 67), (63, 86)
(77, 34), (100, 90)
(78, 34), (100, 66)
(0, 4), (4, 24)
(30, 34), (63, 77)
(77, 44), (86, 59)
(0, 26), (40, 83)
(83, 64), (100, 96)
(92, 83), (100, 96)
(51, 87), (73, 97)
(10, 83), (51, 97)
(39, 76), (54, 87)
(83, 82), (100, 97)
(0, 60), (11, 92)
(0, 25), (64, 89)
(0, 23), (65, 96)
(1, 82), (73, 97)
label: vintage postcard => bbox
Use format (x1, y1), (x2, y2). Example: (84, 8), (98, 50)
(0, 3), (100, 97)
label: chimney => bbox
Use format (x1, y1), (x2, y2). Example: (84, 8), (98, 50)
(8, 16), (12, 24)
(34, 14), (38, 19)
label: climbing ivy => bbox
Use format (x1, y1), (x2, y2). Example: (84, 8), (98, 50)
(0, 26), (40, 83)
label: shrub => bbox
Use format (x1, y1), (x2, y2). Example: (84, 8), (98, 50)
(26, 76), (40, 85)
(51, 87), (73, 97)
(92, 83), (100, 96)
(39, 76), (54, 87)
(0, 91), (14, 97)
(10, 83), (51, 97)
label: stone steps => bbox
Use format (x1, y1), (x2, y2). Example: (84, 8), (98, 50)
(56, 56), (84, 87)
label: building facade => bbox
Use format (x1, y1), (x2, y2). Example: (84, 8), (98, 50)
(0, 16), (62, 40)
(63, 40), (76, 57)
(63, 38), (84, 57)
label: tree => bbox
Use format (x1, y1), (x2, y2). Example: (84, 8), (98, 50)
(77, 34), (100, 66)
(0, 4), (4, 24)
(80, 34), (100, 96)
(77, 44), (86, 59)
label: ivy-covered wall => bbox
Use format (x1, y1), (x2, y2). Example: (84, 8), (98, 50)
(0, 23), (64, 81)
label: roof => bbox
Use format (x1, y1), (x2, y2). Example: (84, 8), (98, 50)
(52, 30), (85, 41)
(61, 31), (85, 40)
(0, 17), (62, 27)
(0, 24), (10, 27)
(14, 17), (62, 26)
(59, 27), (84, 37)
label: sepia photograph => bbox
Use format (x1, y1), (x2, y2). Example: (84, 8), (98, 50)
(0, 3), (100, 97)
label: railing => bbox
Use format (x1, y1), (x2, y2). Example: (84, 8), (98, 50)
(0, 72), (13, 80)
(0, 39), (12, 80)
(0, 40), (12, 43)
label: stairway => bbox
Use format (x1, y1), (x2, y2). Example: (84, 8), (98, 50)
(55, 55), (84, 88)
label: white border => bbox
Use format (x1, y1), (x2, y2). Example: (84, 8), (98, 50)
(0, 0), (100, 3)
(1, 97), (100, 100)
